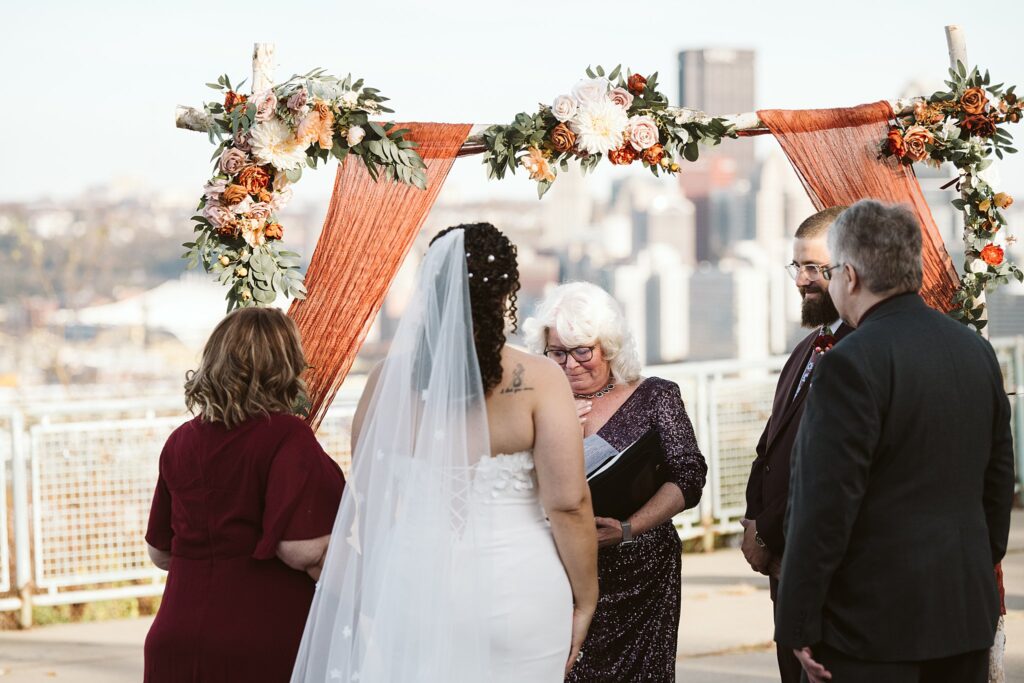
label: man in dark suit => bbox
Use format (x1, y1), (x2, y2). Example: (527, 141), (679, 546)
(776, 200), (1015, 683)
(742, 205), (851, 682)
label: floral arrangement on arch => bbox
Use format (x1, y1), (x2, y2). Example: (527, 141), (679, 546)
(881, 62), (1023, 331)
(482, 66), (735, 198)
(185, 70), (427, 311)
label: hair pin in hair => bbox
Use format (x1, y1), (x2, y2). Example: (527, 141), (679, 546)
(483, 277), (489, 282)
(487, 254), (495, 263)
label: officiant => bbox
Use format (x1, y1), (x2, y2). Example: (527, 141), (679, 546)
(525, 282), (707, 683)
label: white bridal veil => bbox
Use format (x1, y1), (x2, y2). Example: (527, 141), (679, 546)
(291, 229), (493, 682)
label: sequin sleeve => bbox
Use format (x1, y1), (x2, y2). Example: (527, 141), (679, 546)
(651, 378), (707, 509)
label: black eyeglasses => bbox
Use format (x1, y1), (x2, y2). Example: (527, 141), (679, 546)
(544, 346), (594, 365)
(785, 262), (833, 281)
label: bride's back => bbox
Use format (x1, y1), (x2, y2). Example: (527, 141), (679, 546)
(485, 345), (577, 458)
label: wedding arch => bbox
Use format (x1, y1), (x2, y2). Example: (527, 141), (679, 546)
(175, 28), (1021, 429)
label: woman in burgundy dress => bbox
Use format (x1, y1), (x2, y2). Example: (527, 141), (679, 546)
(144, 307), (345, 682)
(526, 282), (708, 682)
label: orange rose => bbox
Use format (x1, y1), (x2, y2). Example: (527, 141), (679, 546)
(978, 199), (992, 212)
(549, 123), (576, 154)
(258, 188), (273, 203)
(981, 244), (1004, 266)
(608, 145), (637, 165)
(297, 101), (335, 149)
(215, 219), (240, 239)
(265, 222), (284, 240)
(995, 192), (1014, 209)
(960, 87), (989, 115)
(627, 73), (647, 95)
(224, 91), (248, 114)
(222, 184), (249, 205)
(902, 125), (934, 163)
(961, 114), (996, 137)
(642, 143), (665, 166)
(886, 128), (906, 158)
(238, 165), (270, 194)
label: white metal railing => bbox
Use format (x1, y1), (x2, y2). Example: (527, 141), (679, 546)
(1, 342), (1021, 624)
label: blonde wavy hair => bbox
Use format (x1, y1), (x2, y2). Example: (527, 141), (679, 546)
(185, 307), (307, 429)
(523, 281), (642, 383)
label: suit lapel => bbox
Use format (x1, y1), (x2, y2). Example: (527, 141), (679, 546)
(766, 323), (853, 449)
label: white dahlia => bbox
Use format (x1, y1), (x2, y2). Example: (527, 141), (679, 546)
(570, 99), (630, 155)
(250, 119), (308, 171)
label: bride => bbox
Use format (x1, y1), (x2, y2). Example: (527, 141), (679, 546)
(290, 223), (598, 682)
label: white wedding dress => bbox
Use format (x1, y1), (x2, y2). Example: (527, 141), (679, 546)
(290, 230), (573, 682)
(468, 451), (572, 680)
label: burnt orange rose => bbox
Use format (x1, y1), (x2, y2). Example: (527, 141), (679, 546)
(961, 114), (997, 137)
(216, 219), (240, 239)
(960, 87), (989, 115)
(224, 91), (248, 114)
(264, 222), (284, 240)
(981, 244), (1004, 266)
(902, 125), (935, 163)
(222, 184), (249, 205)
(238, 165), (270, 194)
(642, 143), (665, 166)
(549, 123), (577, 154)
(608, 145), (637, 165)
(886, 128), (907, 158)
(995, 192), (1014, 210)
(258, 188), (273, 203)
(627, 73), (647, 95)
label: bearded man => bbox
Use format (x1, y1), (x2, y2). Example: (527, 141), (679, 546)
(740, 206), (851, 683)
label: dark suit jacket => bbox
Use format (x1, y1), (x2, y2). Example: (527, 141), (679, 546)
(775, 293), (1015, 661)
(744, 322), (853, 556)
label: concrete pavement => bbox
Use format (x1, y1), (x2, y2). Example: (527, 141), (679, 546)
(0, 511), (1022, 681)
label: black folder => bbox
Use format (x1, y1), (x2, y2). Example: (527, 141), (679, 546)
(586, 430), (666, 520)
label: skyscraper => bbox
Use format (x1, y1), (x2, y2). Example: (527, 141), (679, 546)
(677, 49), (758, 262)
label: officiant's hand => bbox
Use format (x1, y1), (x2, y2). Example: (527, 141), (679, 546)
(595, 517), (623, 548)
(740, 518), (771, 575)
(575, 399), (592, 432)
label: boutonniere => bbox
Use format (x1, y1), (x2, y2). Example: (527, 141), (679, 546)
(813, 333), (837, 354)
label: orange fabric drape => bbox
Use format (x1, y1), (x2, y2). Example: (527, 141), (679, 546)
(758, 102), (959, 312)
(289, 123), (472, 430)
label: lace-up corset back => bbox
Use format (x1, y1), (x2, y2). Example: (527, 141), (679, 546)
(472, 450), (538, 502)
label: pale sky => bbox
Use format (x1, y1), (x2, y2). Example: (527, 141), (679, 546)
(4, 0), (1023, 206)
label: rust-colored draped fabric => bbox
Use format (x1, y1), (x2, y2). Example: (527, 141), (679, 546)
(759, 102), (959, 312)
(289, 123), (472, 430)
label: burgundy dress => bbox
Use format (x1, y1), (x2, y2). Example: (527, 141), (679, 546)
(144, 413), (344, 682)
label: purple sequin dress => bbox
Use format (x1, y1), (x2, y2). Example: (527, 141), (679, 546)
(567, 377), (707, 682)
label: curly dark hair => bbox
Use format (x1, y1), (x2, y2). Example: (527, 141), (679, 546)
(430, 223), (521, 395)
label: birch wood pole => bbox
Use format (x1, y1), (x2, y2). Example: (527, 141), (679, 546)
(251, 43), (276, 94)
(945, 25), (989, 333)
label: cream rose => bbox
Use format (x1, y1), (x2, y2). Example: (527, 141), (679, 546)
(628, 115), (660, 151)
(551, 95), (579, 123)
(571, 78), (610, 105)
(347, 125), (366, 146)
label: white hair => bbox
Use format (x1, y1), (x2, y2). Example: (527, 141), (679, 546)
(523, 281), (642, 383)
